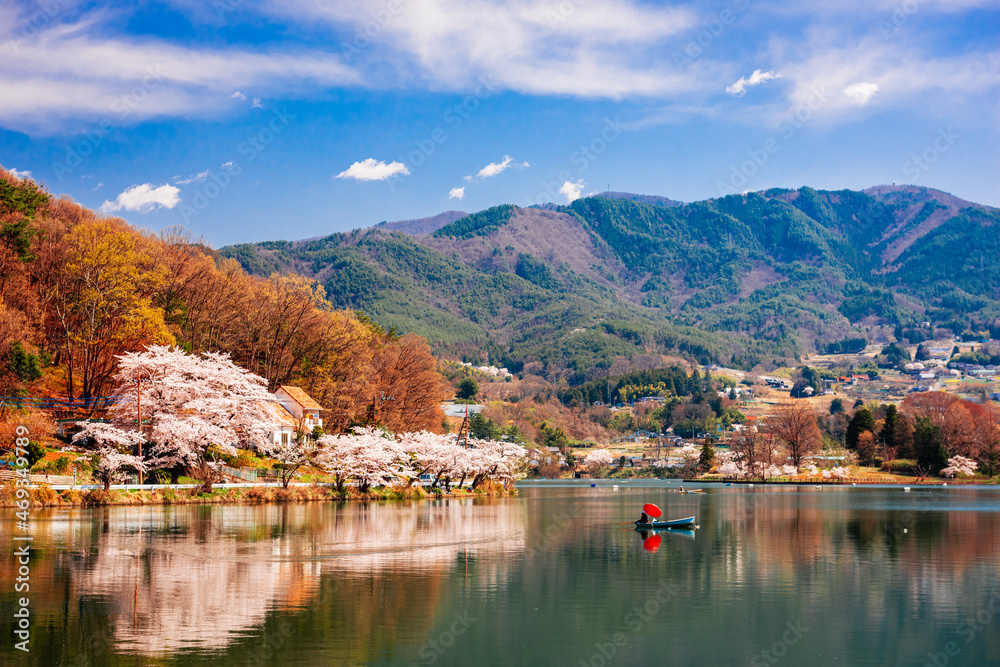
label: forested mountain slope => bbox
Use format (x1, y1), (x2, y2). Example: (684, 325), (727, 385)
(222, 186), (1000, 383)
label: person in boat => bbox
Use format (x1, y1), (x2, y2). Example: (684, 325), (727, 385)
(637, 511), (650, 525)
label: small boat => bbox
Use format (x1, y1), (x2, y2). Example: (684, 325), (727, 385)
(678, 488), (704, 494)
(634, 516), (696, 529)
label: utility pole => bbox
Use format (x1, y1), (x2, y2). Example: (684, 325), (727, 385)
(135, 369), (152, 485)
(136, 369), (143, 485)
(457, 404), (471, 449)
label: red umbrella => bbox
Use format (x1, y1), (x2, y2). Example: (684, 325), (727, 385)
(642, 503), (662, 518)
(643, 534), (662, 552)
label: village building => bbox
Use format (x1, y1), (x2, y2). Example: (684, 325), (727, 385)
(269, 386), (324, 445)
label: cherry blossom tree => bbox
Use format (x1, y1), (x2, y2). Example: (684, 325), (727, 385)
(677, 444), (701, 478)
(716, 461), (743, 478)
(584, 449), (614, 469)
(467, 438), (527, 489)
(941, 455), (978, 478)
(107, 346), (281, 478)
(315, 428), (526, 493)
(398, 430), (458, 489)
(316, 427), (413, 493)
(830, 466), (850, 480)
(73, 423), (147, 490)
(264, 436), (315, 489)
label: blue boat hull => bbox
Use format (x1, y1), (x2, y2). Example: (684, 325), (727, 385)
(634, 516), (696, 529)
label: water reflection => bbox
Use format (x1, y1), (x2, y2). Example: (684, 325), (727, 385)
(1, 486), (998, 666)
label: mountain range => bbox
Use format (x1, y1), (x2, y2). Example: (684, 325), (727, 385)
(221, 185), (1000, 383)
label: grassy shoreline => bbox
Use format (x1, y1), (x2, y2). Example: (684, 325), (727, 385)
(0, 482), (517, 508)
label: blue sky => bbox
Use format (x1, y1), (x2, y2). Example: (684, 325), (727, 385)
(2, 0), (998, 246)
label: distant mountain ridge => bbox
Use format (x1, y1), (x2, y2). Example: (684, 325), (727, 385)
(222, 185), (999, 382)
(600, 191), (683, 208)
(373, 210), (468, 235)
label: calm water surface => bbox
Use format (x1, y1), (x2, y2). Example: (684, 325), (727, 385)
(2, 482), (999, 666)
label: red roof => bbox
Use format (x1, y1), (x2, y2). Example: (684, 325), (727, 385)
(278, 386), (323, 411)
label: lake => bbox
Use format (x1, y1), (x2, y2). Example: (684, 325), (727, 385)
(2, 481), (999, 666)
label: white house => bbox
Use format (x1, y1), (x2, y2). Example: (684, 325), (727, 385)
(269, 386), (324, 445)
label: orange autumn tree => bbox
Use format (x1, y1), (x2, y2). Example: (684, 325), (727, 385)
(1, 167), (448, 432)
(51, 218), (175, 399)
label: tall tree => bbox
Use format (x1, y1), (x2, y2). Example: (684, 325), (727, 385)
(846, 408), (875, 451)
(52, 219), (174, 399)
(769, 403), (822, 468)
(731, 427), (777, 482)
(901, 391), (957, 429)
(974, 404), (1000, 477)
(366, 333), (446, 433)
(881, 404), (900, 456)
(942, 402), (977, 458)
(456, 377), (479, 400)
(108, 346), (280, 476)
(913, 417), (948, 473)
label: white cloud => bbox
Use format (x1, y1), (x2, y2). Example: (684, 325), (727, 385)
(726, 69), (782, 97)
(0, 12), (358, 132)
(101, 183), (181, 213)
(174, 169), (210, 185)
(93, 182), (103, 191)
(251, 97), (263, 109)
(473, 155), (530, 180)
(559, 179), (586, 203)
(477, 156), (514, 179)
(230, 91), (246, 100)
(448, 187), (465, 200)
(5, 167), (32, 179)
(336, 158), (409, 181)
(844, 81), (879, 105)
(265, 0), (698, 98)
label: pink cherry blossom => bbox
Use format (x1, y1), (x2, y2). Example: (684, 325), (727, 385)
(108, 345), (281, 469)
(941, 455), (977, 478)
(584, 449), (615, 468)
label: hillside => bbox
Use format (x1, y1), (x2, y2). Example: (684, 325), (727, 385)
(221, 185), (1000, 383)
(0, 168), (447, 432)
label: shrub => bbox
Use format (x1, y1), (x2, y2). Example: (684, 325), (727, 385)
(882, 459), (917, 474)
(33, 484), (57, 505)
(246, 486), (272, 503)
(83, 490), (109, 506)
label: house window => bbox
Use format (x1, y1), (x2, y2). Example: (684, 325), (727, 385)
(282, 433), (290, 445)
